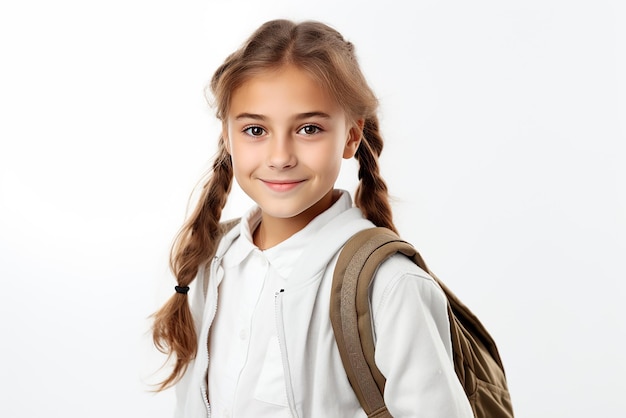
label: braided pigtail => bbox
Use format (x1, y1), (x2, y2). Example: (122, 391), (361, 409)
(152, 140), (233, 390)
(354, 116), (398, 234)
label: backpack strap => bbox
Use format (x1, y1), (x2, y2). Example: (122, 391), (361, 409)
(330, 227), (421, 418)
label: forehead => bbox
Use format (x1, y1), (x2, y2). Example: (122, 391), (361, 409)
(228, 65), (343, 118)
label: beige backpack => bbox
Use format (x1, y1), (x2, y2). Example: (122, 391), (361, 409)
(330, 227), (514, 418)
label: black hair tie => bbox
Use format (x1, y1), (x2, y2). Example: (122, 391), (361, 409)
(175, 285), (190, 294)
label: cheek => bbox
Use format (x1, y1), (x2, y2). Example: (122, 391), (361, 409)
(229, 142), (256, 176)
(305, 142), (344, 177)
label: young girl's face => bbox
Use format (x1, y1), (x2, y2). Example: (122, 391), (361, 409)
(224, 65), (362, 225)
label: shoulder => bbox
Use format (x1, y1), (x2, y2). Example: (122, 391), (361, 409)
(370, 253), (448, 321)
(372, 252), (440, 293)
(215, 218), (244, 258)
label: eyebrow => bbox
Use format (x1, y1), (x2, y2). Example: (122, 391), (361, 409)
(234, 111), (332, 121)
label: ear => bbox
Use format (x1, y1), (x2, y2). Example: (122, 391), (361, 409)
(343, 119), (364, 159)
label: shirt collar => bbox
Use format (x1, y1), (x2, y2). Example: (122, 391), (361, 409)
(221, 190), (353, 278)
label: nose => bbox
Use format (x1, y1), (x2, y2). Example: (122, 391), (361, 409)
(267, 133), (297, 170)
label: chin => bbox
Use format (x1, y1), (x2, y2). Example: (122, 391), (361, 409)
(258, 207), (307, 220)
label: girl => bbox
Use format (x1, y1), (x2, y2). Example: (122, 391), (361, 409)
(153, 19), (474, 418)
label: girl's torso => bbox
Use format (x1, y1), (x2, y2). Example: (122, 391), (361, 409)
(175, 191), (472, 418)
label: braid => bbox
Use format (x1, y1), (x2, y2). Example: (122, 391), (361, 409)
(354, 117), (398, 234)
(172, 141), (233, 283)
(152, 139), (233, 390)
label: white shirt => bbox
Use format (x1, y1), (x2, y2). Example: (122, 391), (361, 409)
(175, 190), (473, 418)
(208, 194), (348, 418)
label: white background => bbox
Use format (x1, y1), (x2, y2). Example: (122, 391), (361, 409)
(1, 0), (624, 417)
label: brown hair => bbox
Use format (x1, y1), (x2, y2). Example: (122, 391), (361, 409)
(152, 19), (397, 391)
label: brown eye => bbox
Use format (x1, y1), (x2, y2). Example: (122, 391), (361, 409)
(243, 126), (265, 137)
(298, 125), (322, 135)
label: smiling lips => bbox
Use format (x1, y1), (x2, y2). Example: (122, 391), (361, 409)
(261, 179), (305, 192)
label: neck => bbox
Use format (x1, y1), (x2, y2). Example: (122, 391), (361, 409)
(253, 190), (338, 250)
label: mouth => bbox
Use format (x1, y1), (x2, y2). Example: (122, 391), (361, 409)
(260, 179), (306, 192)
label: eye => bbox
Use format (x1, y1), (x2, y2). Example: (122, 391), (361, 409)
(297, 124), (322, 135)
(243, 126), (266, 137)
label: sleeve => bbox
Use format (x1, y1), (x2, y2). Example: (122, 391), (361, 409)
(370, 254), (474, 418)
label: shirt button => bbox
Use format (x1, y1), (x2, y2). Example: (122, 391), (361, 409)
(239, 329), (247, 340)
